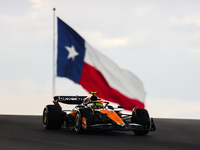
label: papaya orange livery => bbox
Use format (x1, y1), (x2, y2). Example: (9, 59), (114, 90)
(71, 108), (76, 117)
(82, 117), (87, 128)
(100, 109), (124, 124)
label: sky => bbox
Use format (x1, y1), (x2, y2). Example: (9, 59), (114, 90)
(0, 0), (200, 119)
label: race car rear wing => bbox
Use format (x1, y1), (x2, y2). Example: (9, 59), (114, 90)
(54, 96), (87, 104)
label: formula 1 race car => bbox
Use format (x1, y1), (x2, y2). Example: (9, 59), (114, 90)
(42, 92), (156, 135)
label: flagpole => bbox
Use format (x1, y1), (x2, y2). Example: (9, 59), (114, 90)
(53, 8), (56, 96)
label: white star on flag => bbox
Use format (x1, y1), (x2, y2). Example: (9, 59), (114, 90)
(65, 45), (79, 61)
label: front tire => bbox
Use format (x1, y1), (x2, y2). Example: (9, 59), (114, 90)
(132, 109), (150, 135)
(43, 105), (62, 130)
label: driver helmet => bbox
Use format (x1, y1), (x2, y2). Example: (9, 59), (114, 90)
(92, 102), (102, 109)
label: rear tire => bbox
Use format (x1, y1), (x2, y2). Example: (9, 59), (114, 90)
(74, 109), (92, 134)
(132, 109), (150, 135)
(43, 105), (62, 130)
(74, 110), (82, 133)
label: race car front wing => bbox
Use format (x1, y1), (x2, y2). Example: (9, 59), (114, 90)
(89, 118), (156, 131)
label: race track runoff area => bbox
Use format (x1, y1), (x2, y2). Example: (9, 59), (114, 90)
(0, 115), (200, 150)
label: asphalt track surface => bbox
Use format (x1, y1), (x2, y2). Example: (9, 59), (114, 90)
(0, 115), (200, 150)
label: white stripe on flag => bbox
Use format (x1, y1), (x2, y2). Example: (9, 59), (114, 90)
(84, 42), (146, 102)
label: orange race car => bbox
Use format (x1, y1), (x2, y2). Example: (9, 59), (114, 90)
(42, 92), (156, 135)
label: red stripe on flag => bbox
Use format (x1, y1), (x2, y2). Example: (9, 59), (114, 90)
(79, 62), (144, 111)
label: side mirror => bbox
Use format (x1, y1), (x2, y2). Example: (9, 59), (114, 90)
(118, 106), (124, 108)
(108, 105), (114, 110)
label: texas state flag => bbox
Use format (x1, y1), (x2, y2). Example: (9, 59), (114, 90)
(57, 17), (146, 110)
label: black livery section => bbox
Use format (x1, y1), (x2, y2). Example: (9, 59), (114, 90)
(54, 96), (87, 104)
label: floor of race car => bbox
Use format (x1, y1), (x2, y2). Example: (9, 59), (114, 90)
(0, 115), (199, 150)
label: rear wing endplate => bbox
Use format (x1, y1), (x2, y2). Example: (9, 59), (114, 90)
(54, 96), (87, 104)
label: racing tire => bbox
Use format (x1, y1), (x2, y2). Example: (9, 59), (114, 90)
(132, 109), (150, 135)
(43, 105), (62, 130)
(74, 109), (92, 134)
(74, 110), (82, 133)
